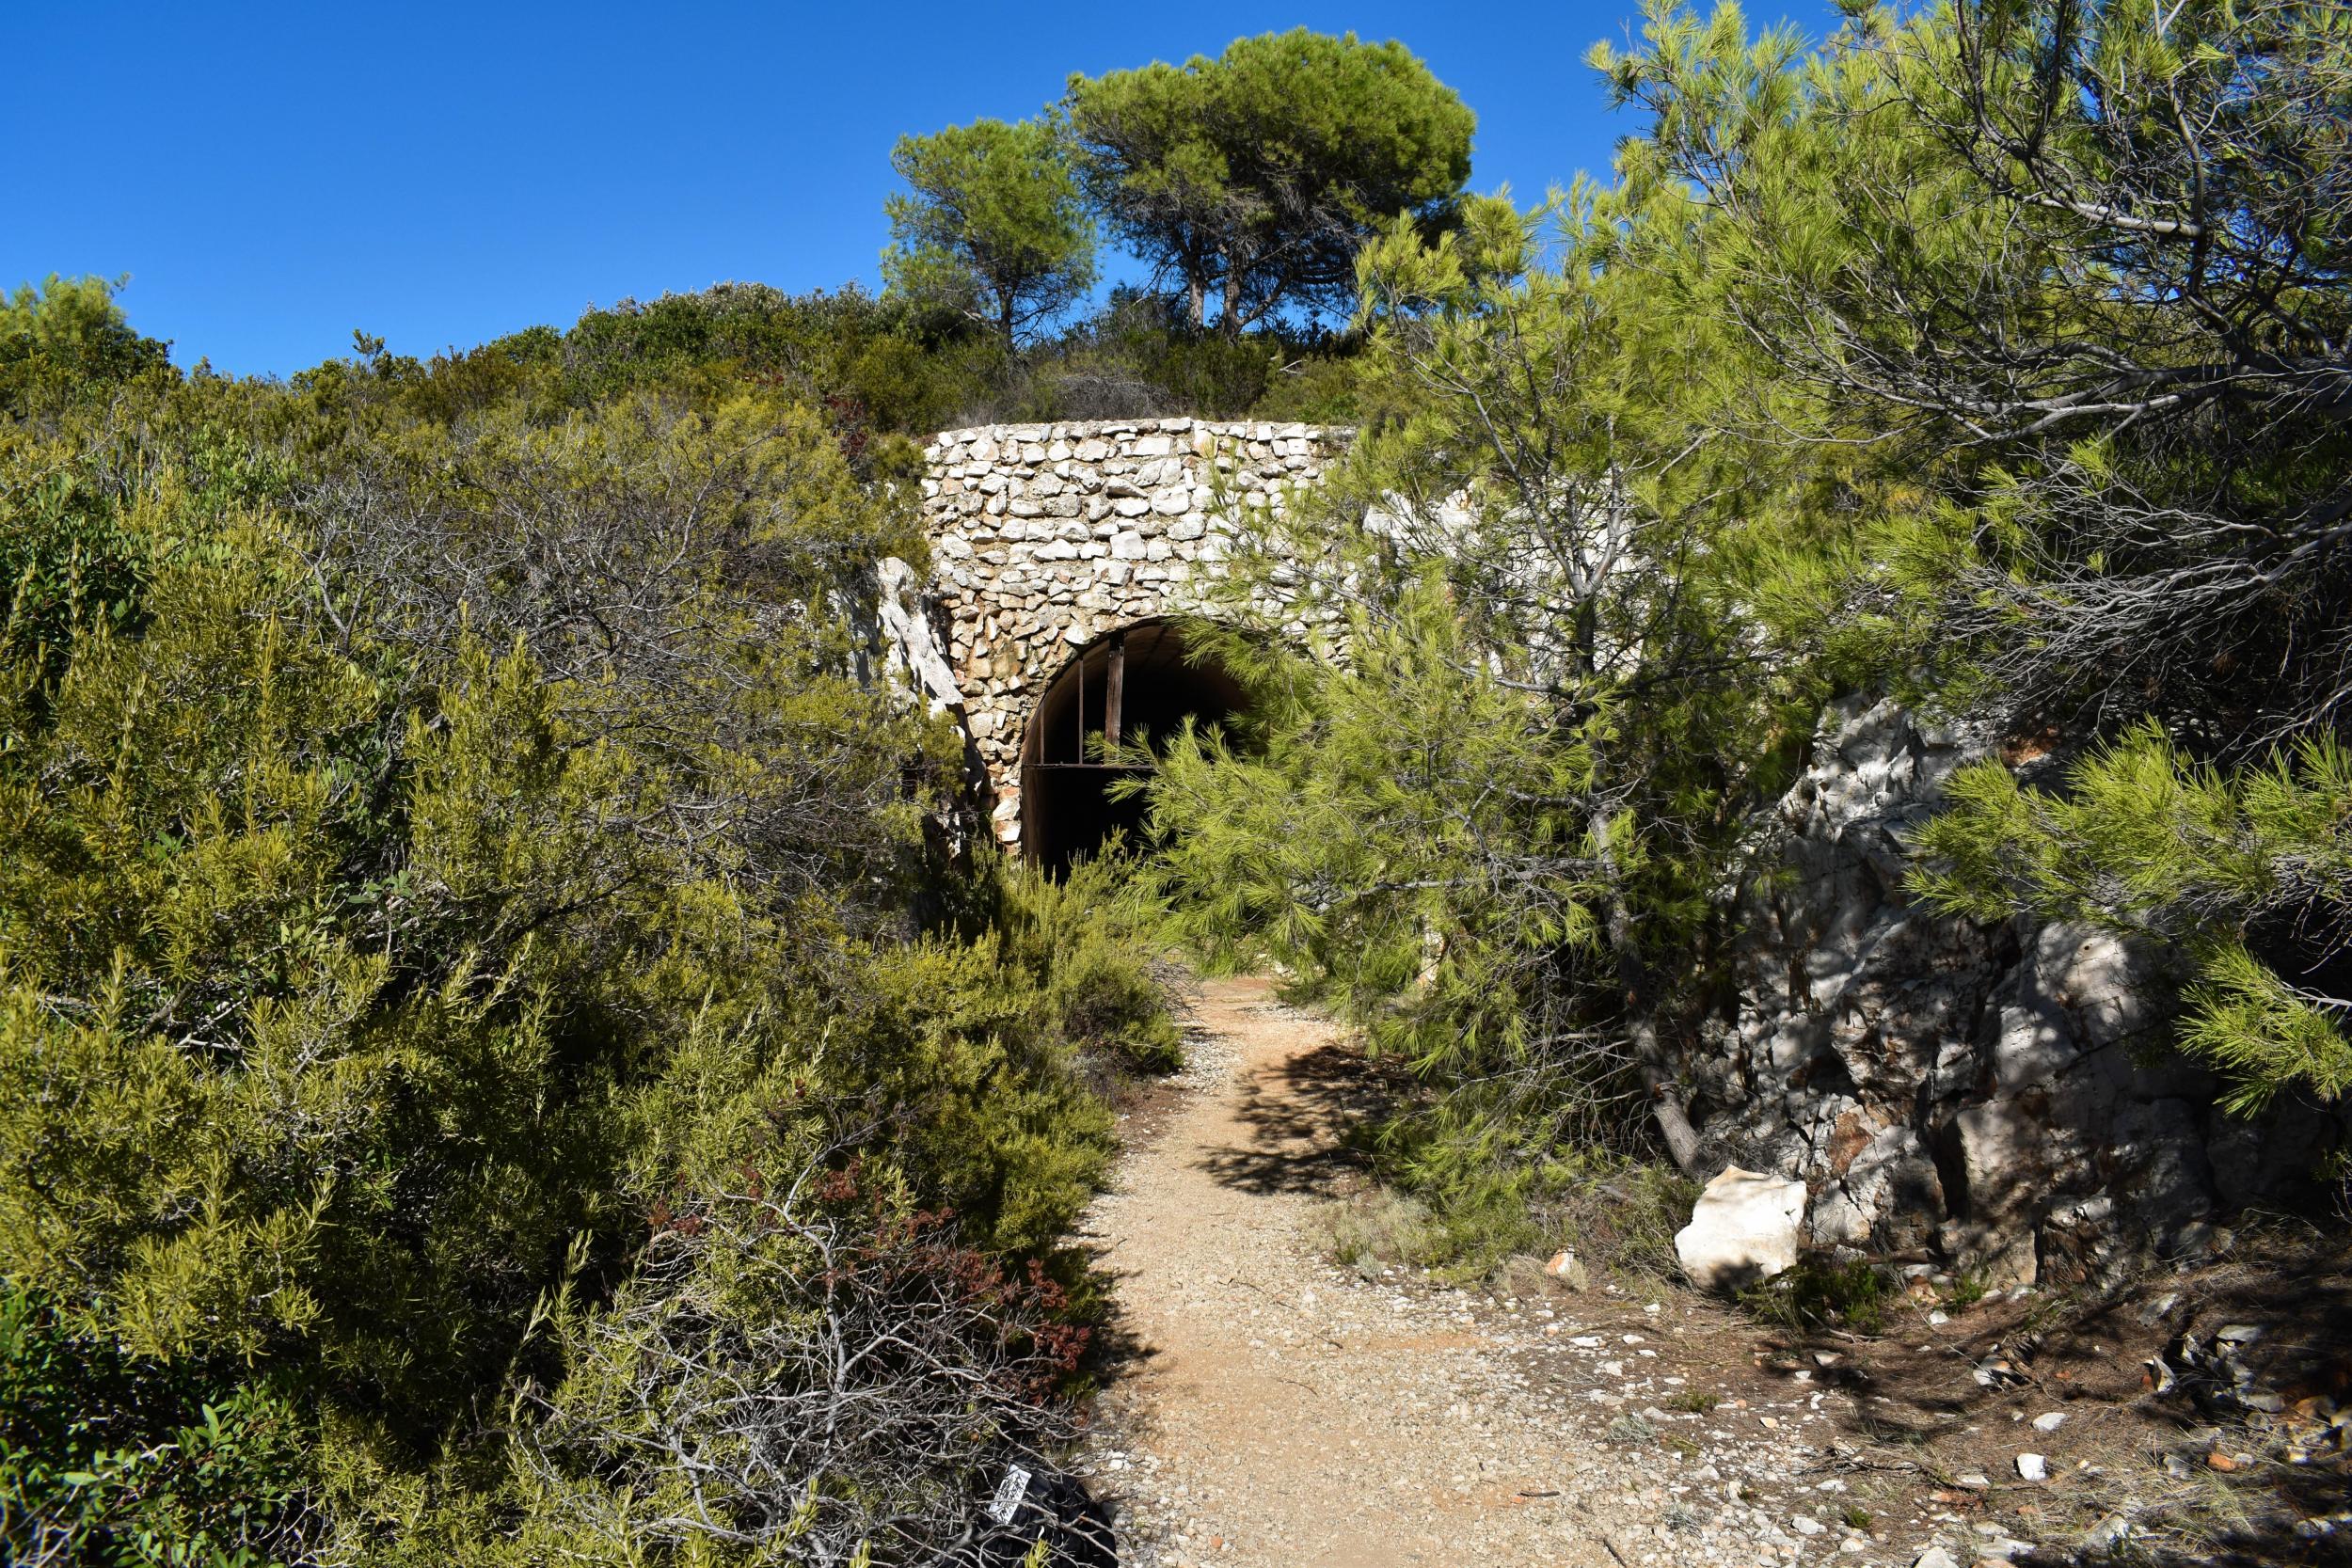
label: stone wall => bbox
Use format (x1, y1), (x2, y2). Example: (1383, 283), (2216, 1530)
(910, 419), (1341, 847)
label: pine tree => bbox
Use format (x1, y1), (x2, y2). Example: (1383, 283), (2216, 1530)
(1140, 185), (1824, 1211)
(883, 118), (1097, 346)
(1064, 30), (1474, 333)
(1597, 0), (2352, 1111)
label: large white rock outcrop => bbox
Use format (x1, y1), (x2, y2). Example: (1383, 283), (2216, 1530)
(866, 556), (961, 715)
(1676, 1166), (1808, 1291)
(1690, 695), (2347, 1285)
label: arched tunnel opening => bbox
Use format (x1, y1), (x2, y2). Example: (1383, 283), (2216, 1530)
(1019, 620), (1249, 875)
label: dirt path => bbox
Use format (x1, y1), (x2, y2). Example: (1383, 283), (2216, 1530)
(1073, 978), (1647, 1568)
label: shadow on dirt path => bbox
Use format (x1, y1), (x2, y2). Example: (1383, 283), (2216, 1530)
(1193, 1037), (1400, 1197)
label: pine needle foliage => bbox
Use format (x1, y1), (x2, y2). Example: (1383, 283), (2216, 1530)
(1138, 184), (1831, 1220)
(884, 118), (1099, 346)
(1914, 725), (2352, 1111)
(1143, 0), (2352, 1242)
(1588, 0), (2352, 1120)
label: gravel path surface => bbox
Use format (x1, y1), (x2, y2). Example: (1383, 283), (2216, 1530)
(1072, 976), (1934, 1568)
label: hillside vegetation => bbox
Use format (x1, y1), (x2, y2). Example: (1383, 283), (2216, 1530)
(0, 267), (1184, 1564)
(7, 1), (2350, 1563)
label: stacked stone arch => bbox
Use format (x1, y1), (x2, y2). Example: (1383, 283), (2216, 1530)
(914, 418), (1344, 855)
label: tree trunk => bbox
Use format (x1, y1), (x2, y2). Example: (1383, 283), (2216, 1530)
(1219, 248), (1243, 338)
(1589, 805), (1705, 1176)
(1566, 564), (1701, 1166)
(1185, 272), (1205, 331)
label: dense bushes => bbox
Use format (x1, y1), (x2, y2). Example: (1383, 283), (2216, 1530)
(1, 276), (175, 419)
(0, 277), (1183, 1563)
(325, 281), (1360, 445)
(1600, 0), (2352, 1118)
(990, 851), (1187, 1081)
(1, 1286), (313, 1567)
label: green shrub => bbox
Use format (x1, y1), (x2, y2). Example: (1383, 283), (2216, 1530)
(1332, 1132), (1696, 1281)
(1943, 1273), (1989, 1308)
(991, 851), (1187, 1079)
(0, 1286), (312, 1567)
(1739, 1258), (1894, 1338)
(0, 367), (1150, 1563)
(0, 276), (176, 418)
(0, 464), (147, 688)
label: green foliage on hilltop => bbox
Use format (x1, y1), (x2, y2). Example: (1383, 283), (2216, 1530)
(311, 284), (982, 441)
(300, 277), (1359, 440)
(885, 118), (1098, 346)
(0, 276), (176, 417)
(1062, 29), (1474, 333)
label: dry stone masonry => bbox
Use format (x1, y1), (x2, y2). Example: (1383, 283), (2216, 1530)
(908, 419), (1341, 848)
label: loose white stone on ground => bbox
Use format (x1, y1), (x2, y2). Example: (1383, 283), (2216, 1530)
(1675, 1166), (1808, 1291)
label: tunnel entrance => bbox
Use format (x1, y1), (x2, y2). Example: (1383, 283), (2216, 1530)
(1019, 620), (1248, 875)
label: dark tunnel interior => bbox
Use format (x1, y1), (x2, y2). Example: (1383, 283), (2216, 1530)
(1019, 621), (1248, 875)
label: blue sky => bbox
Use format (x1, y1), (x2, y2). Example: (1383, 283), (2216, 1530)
(8, 2), (1844, 378)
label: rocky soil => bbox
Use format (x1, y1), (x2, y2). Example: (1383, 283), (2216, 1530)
(1071, 977), (2352, 1568)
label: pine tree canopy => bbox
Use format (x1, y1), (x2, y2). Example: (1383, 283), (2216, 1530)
(883, 118), (1098, 345)
(1063, 30), (1475, 333)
